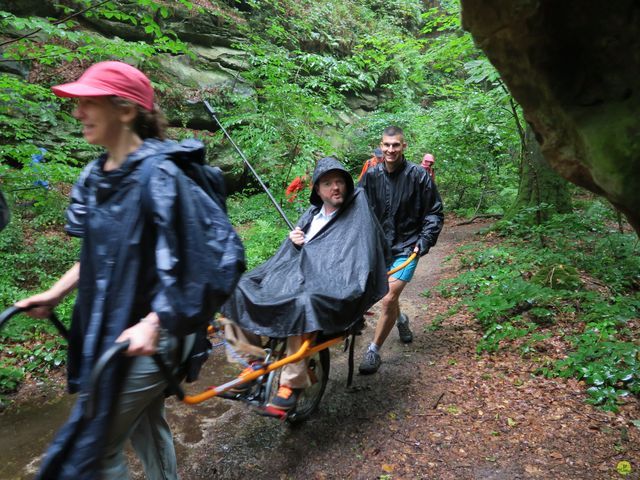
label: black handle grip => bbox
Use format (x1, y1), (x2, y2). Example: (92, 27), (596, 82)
(84, 340), (130, 420)
(0, 306), (68, 339)
(0, 306), (23, 330)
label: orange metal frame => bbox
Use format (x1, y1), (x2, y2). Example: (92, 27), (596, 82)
(182, 252), (418, 405)
(183, 335), (344, 404)
(387, 252), (417, 276)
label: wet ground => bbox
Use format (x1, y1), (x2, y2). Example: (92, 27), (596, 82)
(157, 219), (472, 480)
(3, 218), (638, 479)
(0, 391), (73, 479)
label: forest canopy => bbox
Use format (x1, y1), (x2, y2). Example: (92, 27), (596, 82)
(0, 0), (637, 414)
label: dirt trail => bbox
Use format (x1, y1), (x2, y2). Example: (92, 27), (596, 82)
(159, 218), (639, 480)
(5, 218), (638, 479)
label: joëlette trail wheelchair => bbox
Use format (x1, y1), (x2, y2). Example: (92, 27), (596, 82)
(0, 305), (347, 424)
(0, 253), (416, 424)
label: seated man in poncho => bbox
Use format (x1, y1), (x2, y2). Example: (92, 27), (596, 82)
(222, 156), (389, 411)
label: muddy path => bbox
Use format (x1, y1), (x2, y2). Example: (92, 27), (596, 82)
(3, 218), (638, 479)
(163, 218), (639, 480)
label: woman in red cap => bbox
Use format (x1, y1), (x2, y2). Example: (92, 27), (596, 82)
(16, 61), (204, 479)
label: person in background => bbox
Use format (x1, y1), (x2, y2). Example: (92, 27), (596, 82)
(357, 147), (384, 181)
(421, 153), (436, 180)
(358, 126), (444, 375)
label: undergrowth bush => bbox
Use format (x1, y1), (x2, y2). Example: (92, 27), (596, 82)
(227, 192), (292, 269)
(441, 200), (639, 412)
(0, 207), (77, 396)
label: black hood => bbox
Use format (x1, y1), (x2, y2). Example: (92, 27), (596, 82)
(309, 157), (354, 207)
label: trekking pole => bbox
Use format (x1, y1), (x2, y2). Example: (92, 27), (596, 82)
(202, 100), (295, 231)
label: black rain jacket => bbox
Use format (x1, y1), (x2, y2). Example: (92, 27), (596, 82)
(222, 157), (390, 337)
(37, 138), (239, 479)
(359, 157), (444, 257)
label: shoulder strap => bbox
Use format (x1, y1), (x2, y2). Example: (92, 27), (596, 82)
(138, 155), (163, 216)
(138, 154), (190, 397)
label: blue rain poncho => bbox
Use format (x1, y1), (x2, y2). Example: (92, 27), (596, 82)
(38, 138), (244, 479)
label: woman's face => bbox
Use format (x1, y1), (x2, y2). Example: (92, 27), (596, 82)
(73, 97), (127, 148)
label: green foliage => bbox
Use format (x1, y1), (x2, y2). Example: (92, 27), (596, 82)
(1, 208), (78, 269)
(227, 193), (291, 269)
(443, 201), (639, 411)
(0, 361), (24, 394)
(0, 210), (77, 341)
(10, 340), (66, 373)
(552, 332), (639, 412)
(0, 72), (90, 233)
(531, 264), (582, 290)
(497, 200), (640, 291)
(0, 209), (76, 394)
(238, 218), (288, 269)
(0, 338), (66, 395)
(0, 1), (194, 67)
(0, 74), (85, 171)
(478, 321), (537, 353)
(219, 0), (523, 213)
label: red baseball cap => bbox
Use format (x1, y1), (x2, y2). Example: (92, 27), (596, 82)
(51, 61), (154, 111)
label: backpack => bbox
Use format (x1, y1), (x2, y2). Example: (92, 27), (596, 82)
(140, 139), (246, 384)
(141, 140), (245, 329)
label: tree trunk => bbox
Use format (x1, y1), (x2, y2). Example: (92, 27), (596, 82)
(509, 125), (572, 222)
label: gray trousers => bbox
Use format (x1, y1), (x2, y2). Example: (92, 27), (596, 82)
(99, 332), (179, 480)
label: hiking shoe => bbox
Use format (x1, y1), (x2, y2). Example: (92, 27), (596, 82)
(396, 313), (413, 344)
(268, 385), (301, 411)
(358, 349), (381, 375)
(229, 363), (261, 393)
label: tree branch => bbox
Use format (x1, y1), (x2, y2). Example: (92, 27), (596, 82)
(455, 214), (502, 226)
(0, 0), (111, 49)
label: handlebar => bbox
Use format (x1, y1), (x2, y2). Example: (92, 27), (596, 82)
(84, 340), (186, 419)
(0, 305), (69, 339)
(387, 252), (417, 276)
(84, 340), (130, 420)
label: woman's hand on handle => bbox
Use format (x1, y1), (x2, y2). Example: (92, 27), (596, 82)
(15, 291), (62, 318)
(15, 262), (80, 318)
(116, 312), (160, 356)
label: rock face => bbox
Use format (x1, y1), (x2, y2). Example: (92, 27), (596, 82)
(461, 0), (640, 234)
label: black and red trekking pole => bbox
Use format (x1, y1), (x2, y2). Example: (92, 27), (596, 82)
(202, 101), (295, 231)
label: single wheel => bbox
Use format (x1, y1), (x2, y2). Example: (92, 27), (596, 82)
(263, 340), (287, 406)
(286, 348), (330, 424)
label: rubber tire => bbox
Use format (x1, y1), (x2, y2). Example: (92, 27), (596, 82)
(287, 348), (330, 424)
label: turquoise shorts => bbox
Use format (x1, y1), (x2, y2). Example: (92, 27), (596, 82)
(389, 255), (418, 282)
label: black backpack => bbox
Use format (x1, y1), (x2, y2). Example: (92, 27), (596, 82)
(140, 139), (246, 384)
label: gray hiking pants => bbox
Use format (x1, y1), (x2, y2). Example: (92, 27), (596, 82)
(99, 331), (179, 480)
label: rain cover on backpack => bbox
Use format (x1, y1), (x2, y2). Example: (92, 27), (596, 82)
(140, 139), (246, 337)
